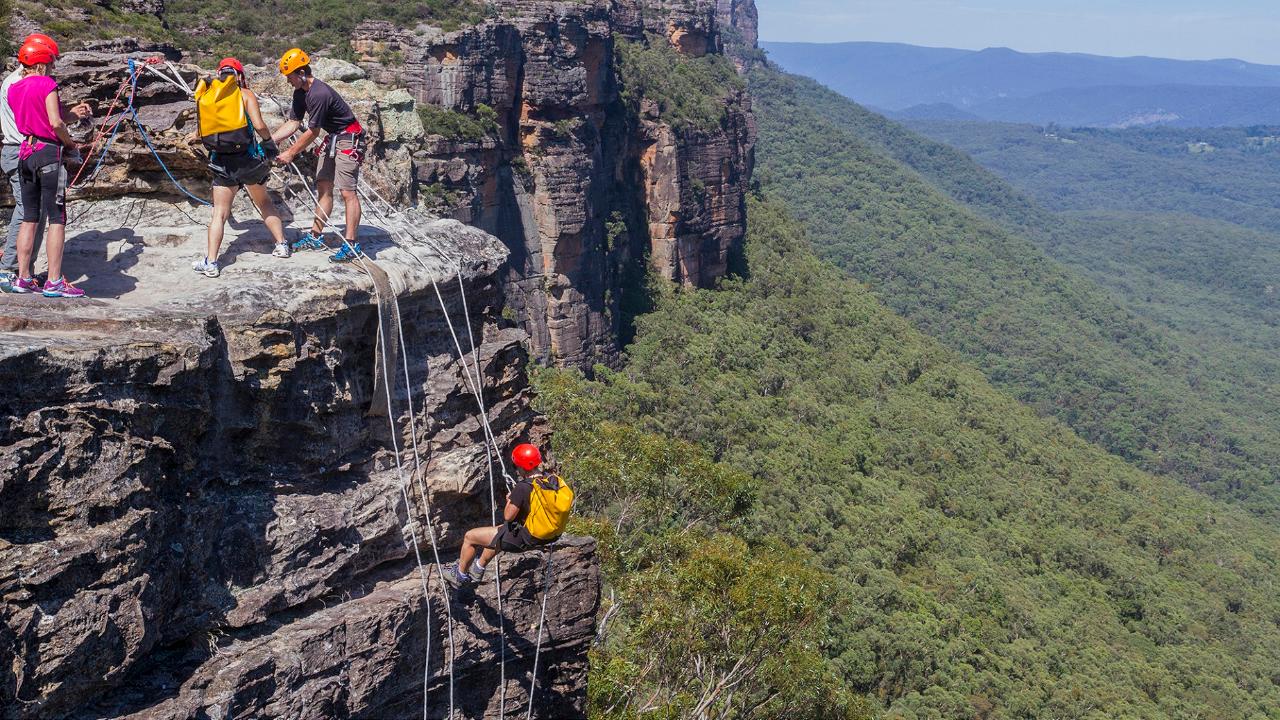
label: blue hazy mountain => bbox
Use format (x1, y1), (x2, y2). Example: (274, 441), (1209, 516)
(762, 41), (1280, 126)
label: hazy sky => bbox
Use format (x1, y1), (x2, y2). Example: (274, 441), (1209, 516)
(756, 0), (1280, 64)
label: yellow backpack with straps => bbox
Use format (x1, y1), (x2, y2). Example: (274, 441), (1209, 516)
(524, 473), (574, 541)
(193, 74), (254, 153)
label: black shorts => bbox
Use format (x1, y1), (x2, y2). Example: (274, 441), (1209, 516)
(208, 151), (269, 188)
(19, 144), (66, 225)
(491, 521), (553, 553)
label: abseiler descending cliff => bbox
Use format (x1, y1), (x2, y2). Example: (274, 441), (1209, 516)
(354, 0), (759, 368)
(1, 50), (598, 720)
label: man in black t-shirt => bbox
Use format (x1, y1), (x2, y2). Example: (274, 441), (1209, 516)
(271, 48), (365, 263)
(447, 444), (559, 587)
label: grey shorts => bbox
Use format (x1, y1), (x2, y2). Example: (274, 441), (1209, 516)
(316, 135), (363, 191)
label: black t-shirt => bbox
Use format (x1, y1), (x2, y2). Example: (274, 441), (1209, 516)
(289, 79), (357, 135)
(508, 480), (533, 524)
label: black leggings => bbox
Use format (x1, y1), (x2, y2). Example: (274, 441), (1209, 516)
(19, 144), (66, 225)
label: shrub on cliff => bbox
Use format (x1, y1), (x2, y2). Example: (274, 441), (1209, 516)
(20, 0), (485, 60)
(616, 34), (744, 133)
(417, 103), (499, 142)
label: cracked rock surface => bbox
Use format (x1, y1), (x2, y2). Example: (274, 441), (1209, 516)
(0, 192), (599, 718)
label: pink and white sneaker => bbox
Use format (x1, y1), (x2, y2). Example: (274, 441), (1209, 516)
(11, 276), (41, 294)
(41, 277), (85, 298)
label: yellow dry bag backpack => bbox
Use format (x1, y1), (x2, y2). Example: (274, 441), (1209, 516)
(194, 74), (254, 153)
(524, 474), (574, 541)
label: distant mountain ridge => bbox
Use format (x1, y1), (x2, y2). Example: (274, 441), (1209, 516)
(762, 41), (1280, 127)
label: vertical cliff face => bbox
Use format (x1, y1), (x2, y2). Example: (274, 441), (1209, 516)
(0, 54), (600, 719)
(0, 207), (600, 719)
(353, 0), (759, 369)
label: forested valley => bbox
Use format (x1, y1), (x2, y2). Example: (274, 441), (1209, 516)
(555, 48), (1280, 718)
(747, 69), (1280, 520)
(550, 197), (1280, 719)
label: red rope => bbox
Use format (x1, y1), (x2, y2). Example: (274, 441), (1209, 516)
(68, 66), (140, 188)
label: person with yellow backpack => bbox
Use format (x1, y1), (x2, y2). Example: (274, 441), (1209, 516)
(191, 57), (289, 278)
(446, 443), (575, 588)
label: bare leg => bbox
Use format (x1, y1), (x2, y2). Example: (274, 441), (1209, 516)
(458, 525), (500, 573)
(244, 183), (286, 246)
(205, 186), (236, 261)
(341, 188), (361, 241)
(16, 221), (35, 279)
(313, 179), (335, 236)
(43, 223), (66, 281)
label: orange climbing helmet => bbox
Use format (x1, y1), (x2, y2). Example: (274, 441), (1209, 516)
(23, 33), (59, 59)
(18, 41), (55, 67)
(512, 443), (543, 472)
(278, 48), (309, 75)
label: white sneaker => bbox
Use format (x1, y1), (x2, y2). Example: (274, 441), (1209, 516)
(272, 242), (291, 259)
(193, 257), (219, 278)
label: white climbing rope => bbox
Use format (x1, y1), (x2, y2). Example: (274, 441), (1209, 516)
(283, 139), (542, 720)
(527, 555), (554, 720)
(278, 165), (459, 720)
(355, 181), (517, 488)
(353, 182), (523, 714)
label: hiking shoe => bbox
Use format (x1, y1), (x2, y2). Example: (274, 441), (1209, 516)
(192, 257), (220, 278)
(290, 232), (326, 252)
(41, 277), (85, 298)
(11, 276), (40, 294)
(0, 273), (12, 293)
(469, 561), (487, 582)
(272, 242), (291, 259)
(329, 242), (361, 263)
(443, 562), (472, 589)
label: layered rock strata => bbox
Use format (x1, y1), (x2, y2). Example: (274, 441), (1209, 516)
(352, 0), (758, 368)
(1, 55), (599, 718)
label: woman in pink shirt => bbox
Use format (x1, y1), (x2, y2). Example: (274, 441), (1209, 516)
(7, 38), (87, 297)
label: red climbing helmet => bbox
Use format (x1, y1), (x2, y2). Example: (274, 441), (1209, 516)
(23, 33), (59, 59)
(512, 443), (542, 472)
(18, 41), (55, 67)
(217, 57), (244, 77)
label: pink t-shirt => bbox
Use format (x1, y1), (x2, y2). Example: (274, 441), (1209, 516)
(8, 75), (59, 143)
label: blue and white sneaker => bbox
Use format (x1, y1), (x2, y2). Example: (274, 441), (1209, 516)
(291, 232), (327, 252)
(0, 272), (13, 293)
(329, 242), (362, 263)
(192, 257), (220, 278)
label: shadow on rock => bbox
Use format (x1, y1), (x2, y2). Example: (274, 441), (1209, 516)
(64, 228), (143, 299)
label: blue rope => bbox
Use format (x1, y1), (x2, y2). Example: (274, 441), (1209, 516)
(78, 113), (126, 185)
(123, 58), (211, 207)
